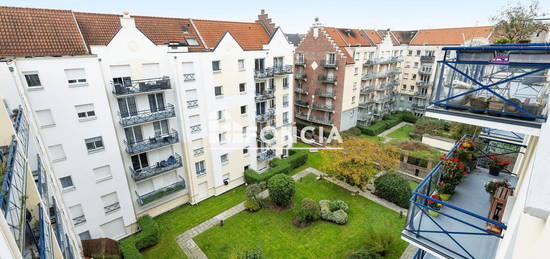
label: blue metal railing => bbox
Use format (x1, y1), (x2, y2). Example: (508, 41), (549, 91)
(480, 128), (524, 143)
(39, 205), (53, 259)
(119, 104), (176, 127)
(412, 249), (427, 259)
(404, 134), (525, 259)
(130, 153), (183, 181)
(12, 106), (29, 155)
(111, 76), (171, 96)
(136, 177), (186, 205)
(37, 155), (50, 210)
(52, 197), (64, 254)
(124, 130), (179, 154)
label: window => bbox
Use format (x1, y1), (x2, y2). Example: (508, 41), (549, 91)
(412, 74), (417, 80)
(79, 231), (91, 241)
(243, 147), (249, 155)
(214, 86), (223, 97)
(283, 112), (289, 124)
(153, 120), (169, 136)
(255, 58), (265, 72)
(354, 67), (359, 75)
(93, 165), (112, 182)
(242, 126), (247, 139)
(24, 72), (42, 88)
(409, 97), (413, 101)
(212, 61), (221, 72)
(352, 96), (356, 104)
(60, 176), (74, 189)
(131, 153), (149, 171)
(36, 109), (55, 127)
(240, 105), (247, 115)
(195, 161), (206, 176)
(101, 192), (120, 214)
(65, 68), (87, 86)
(402, 85), (407, 90)
(85, 137), (104, 152)
(410, 85), (415, 91)
(408, 50), (413, 56)
(283, 77), (289, 88)
(217, 110), (224, 120)
(413, 62), (419, 68)
(220, 154), (229, 164)
(416, 50), (421, 56)
(48, 144), (66, 162)
(219, 132), (226, 144)
(185, 37), (199, 46)
(148, 93), (165, 112)
(75, 104), (96, 120)
(327, 53), (336, 65)
(238, 59), (245, 70)
(283, 94), (289, 107)
(239, 83), (246, 94)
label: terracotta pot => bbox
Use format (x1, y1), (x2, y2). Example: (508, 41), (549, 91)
(522, 103), (542, 119)
(504, 98), (522, 113)
(469, 97), (488, 113)
(488, 100), (505, 115)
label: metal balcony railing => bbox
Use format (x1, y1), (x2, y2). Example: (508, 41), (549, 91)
(385, 68), (402, 77)
(318, 75), (337, 84)
(375, 97), (391, 103)
(312, 103), (335, 112)
(294, 87), (309, 95)
(362, 72), (379, 80)
(359, 100), (375, 107)
(39, 206), (54, 259)
(273, 65), (293, 75)
(36, 155), (50, 210)
(131, 153), (183, 181)
(418, 67), (433, 75)
(183, 73), (196, 82)
(254, 68), (274, 79)
(320, 59), (337, 68)
(187, 100), (199, 109)
(72, 215), (86, 226)
(315, 89), (336, 98)
(294, 100), (309, 107)
(193, 147), (204, 156)
(257, 149), (276, 161)
(255, 90), (275, 101)
(360, 87), (375, 94)
(480, 128), (524, 143)
(295, 113), (308, 121)
(51, 197), (65, 254)
(256, 109), (275, 123)
(308, 116), (333, 125)
(430, 45), (550, 124)
(295, 58), (306, 66)
(190, 124), (201, 133)
(136, 177), (186, 205)
(403, 135), (524, 259)
(124, 130), (179, 155)
(295, 73), (307, 80)
(414, 91), (429, 99)
(104, 202), (121, 214)
(416, 81), (432, 87)
(112, 76), (171, 96)
(420, 55), (435, 63)
(119, 104), (176, 127)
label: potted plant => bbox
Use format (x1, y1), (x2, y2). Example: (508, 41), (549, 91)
(469, 96), (488, 113)
(455, 138), (478, 170)
(440, 156), (467, 184)
(484, 180), (511, 195)
(485, 155), (511, 176)
(487, 97), (505, 115)
(436, 182), (456, 201)
(504, 98), (522, 114)
(427, 194), (442, 217)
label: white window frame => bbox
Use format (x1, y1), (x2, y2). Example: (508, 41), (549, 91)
(23, 71), (42, 89)
(220, 153), (229, 165)
(65, 68), (88, 87)
(85, 136), (105, 153)
(75, 104), (96, 121)
(238, 59), (245, 71)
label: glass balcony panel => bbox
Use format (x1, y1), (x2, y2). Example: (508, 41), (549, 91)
(112, 76), (171, 96)
(130, 153), (183, 181)
(124, 130), (179, 154)
(254, 67), (274, 79)
(119, 104), (176, 127)
(136, 177), (186, 205)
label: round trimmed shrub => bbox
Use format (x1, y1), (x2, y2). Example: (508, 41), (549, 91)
(294, 198), (321, 223)
(329, 200), (349, 213)
(267, 174), (296, 207)
(319, 200), (349, 224)
(331, 209), (348, 225)
(245, 199), (262, 212)
(348, 249), (383, 259)
(374, 173), (411, 208)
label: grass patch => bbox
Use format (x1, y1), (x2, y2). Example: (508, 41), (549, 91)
(387, 125), (413, 140)
(409, 181), (419, 191)
(194, 174), (407, 259)
(359, 134), (385, 142)
(292, 142), (324, 170)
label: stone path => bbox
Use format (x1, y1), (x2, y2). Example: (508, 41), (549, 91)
(378, 121), (412, 143)
(176, 167), (408, 258)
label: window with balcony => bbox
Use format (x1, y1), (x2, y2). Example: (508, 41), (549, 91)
(182, 62), (195, 81)
(212, 61), (221, 72)
(124, 126), (143, 144)
(189, 115), (201, 133)
(70, 204), (86, 225)
(131, 153), (149, 171)
(75, 104), (96, 121)
(101, 192), (120, 214)
(238, 59), (245, 71)
(214, 86), (223, 98)
(185, 89), (198, 108)
(93, 165), (112, 182)
(65, 68), (87, 86)
(297, 52), (304, 63)
(36, 109), (55, 128)
(195, 161), (206, 176)
(255, 58), (265, 72)
(48, 144), (66, 162)
(192, 139), (204, 156)
(153, 120), (169, 136)
(220, 154), (229, 164)
(59, 176), (74, 189)
(24, 71), (42, 88)
(185, 37), (199, 46)
(148, 93), (165, 112)
(273, 57), (284, 69)
(85, 137), (104, 153)
(239, 83), (246, 94)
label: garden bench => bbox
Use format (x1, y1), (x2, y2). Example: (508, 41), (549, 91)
(486, 187), (513, 234)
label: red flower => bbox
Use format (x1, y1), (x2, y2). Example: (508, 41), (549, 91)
(463, 171), (469, 175)
(485, 158), (490, 161)
(505, 161), (511, 165)
(459, 163), (464, 169)
(439, 183), (445, 186)
(491, 155), (497, 159)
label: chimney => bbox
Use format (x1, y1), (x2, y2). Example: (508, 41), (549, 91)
(255, 9), (276, 36)
(120, 11), (136, 28)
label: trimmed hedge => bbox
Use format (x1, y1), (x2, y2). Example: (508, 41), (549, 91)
(359, 111), (417, 136)
(244, 151), (307, 184)
(373, 173), (411, 208)
(287, 152), (308, 169)
(119, 216), (160, 259)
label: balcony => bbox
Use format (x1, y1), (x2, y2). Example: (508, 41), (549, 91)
(362, 72), (377, 80)
(420, 55), (435, 63)
(295, 87), (309, 95)
(315, 89), (336, 98)
(273, 65), (293, 76)
(414, 92), (429, 99)
(375, 96), (391, 104)
(119, 104), (176, 127)
(255, 89), (275, 101)
(257, 149), (276, 161)
(112, 76), (171, 96)
(308, 116), (333, 126)
(183, 73), (196, 82)
(417, 81), (432, 87)
(254, 68), (274, 79)
(359, 100), (375, 108)
(136, 177), (186, 205)
(320, 59), (337, 68)
(36, 155), (49, 210)
(38, 206), (54, 259)
(72, 215), (86, 226)
(256, 109), (275, 123)
(360, 87), (374, 94)
(318, 75), (337, 84)
(295, 73), (307, 80)
(385, 68), (402, 77)
(124, 130), (179, 155)
(294, 100), (309, 107)
(130, 153), (183, 181)
(312, 103), (335, 112)
(402, 135), (523, 259)
(295, 112), (308, 121)
(418, 67), (433, 75)
(480, 128), (524, 144)
(295, 58), (306, 66)
(364, 56), (403, 66)
(427, 45), (549, 135)
(187, 100), (199, 109)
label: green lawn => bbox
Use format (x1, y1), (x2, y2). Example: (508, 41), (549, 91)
(409, 180), (419, 191)
(387, 125), (413, 140)
(194, 174), (408, 259)
(359, 134), (385, 142)
(292, 142), (324, 170)
(140, 186), (246, 258)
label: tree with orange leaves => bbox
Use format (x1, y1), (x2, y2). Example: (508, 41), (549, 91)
(320, 137), (400, 190)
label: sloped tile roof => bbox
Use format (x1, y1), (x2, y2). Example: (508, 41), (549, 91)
(323, 27), (372, 63)
(391, 30), (418, 45)
(363, 29), (382, 44)
(74, 12), (121, 46)
(192, 19), (270, 50)
(134, 16), (206, 51)
(410, 26), (494, 45)
(0, 6), (88, 58)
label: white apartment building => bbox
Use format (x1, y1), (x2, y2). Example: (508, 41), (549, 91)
(0, 6), (294, 242)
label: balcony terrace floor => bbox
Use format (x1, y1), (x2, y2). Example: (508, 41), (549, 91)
(403, 167), (517, 259)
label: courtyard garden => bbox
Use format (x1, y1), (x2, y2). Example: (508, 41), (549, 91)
(387, 124), (413, 140)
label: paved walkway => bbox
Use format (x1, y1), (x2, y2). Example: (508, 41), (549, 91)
(378, 121), (412, 143)
(176, 167), (408, 258)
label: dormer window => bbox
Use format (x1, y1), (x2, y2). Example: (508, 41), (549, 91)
(181, 25), (189, 33)
(185, 37), (199, 46)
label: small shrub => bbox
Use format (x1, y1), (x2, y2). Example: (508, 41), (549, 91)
(319, 200), (349, 224)
(119, 215), (160, 259)
(294, 198), (321, 223)
(343, 127), (362, 136)
(267, 174), (296, 207)
(348, 249), (383, 259)
(365, 225), (396, 257)
(374, 173), (411, 208)
(331, 209), (348, 225)
(238, 248), (265, 259)
(287, 152), (308, 169)
(246, 183), (265, 201)
(329, 200), (349, 213)
(245, 199), (262, 212)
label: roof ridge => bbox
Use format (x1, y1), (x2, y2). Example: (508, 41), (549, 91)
(417, 25), (493, 31)
(0, 5), (71, 12)
(190, 18), (259, 25)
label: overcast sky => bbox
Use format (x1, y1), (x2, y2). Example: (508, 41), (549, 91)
(4, 0), (549, 33)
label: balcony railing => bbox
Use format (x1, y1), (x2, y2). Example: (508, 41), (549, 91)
(273, 65), (293, 75)
(112, 76), (171, 96)
(131, 153), (183, 181)
(72, 215), (86, 226)
(295, 73), (307, 80)
(416, 81), (432, 87)
(187, 100), (199, 109)
(38, 206), (54, 259)
(255, 90), (275, 101)
(257, 149), (276, 161)
(183, 73), (196, 82)
(295, 112), (308, 121)
(104, 202), (121, 214)
(315, 89), (336, 98)
(256, 109), (275, 123)
(308, 116), (333, 125)
(295, 58), (306, 66)
(136, 177), (186, 205)
(364, 56), (404, 66)
(124, 130), (179, 155)
(312, 103), (335, 112)
(36, 155), (50, 210)
(318, 75), (337, 84)
(360, 87), (374, 94)
(320, 60), (337, 68)
(480, 128), (524, 143)
(359, 100), (375, 107)
(403, 135), (524, 259)
(420, 55), (435, 63)
(294, 100), (309, 107)
(193, 147), (204, 156)
(119, 104), (176, 127)
(190, 124), (201, 133)
(418, 67), (433, 75)
(295, 87), (309, 95)
(254, 68), (274, 79)
(375, 97), (391, 103)
(429, 45), (550, 124)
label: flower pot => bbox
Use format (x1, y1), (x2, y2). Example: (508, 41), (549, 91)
(488, 99), (505, 116)
(522, 103), (542, 120)
(428, 210), (440, 217)
(469, 97), (488, 114)
(489, 167), (501, 176)
(504, 98), (522, 113)
(439, 193), (452, 201)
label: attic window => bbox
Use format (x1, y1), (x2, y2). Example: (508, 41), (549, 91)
(185, 37), (199, 46)
(181, 25), (189, 33)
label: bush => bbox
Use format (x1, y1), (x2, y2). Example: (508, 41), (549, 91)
(119, 215), (160, 259)
(246, 183), (265, 201)
(348, 249), (383, 259)
(374, 173), (411, 208)
(331, 209), (348, 225)
(343, 127), (362, 136)
(329, 200), (349, 213)
(245, 199), (262, 212)
(244, 163), (290, 184)
(401, 111), (417, 123)
(238, 248), (266, 259)
(294, 198), (321, 223)
(287, 152), (308, 169)
(359, 122), (386, 136)
(319, 200), (349, 224)
(267, 174), (296, 207)
(365, 225), (396, 257)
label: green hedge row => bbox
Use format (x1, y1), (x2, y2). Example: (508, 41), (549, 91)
(358, 111), (417, 136)
(244, 151), (308, 184)
(119, 216), (160, 259)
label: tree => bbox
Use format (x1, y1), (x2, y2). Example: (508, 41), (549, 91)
(491, 1), (548, 43)
(449, 122), (481, 140)
(267, 174), (295, 207)
(320, 137), (400, 190)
